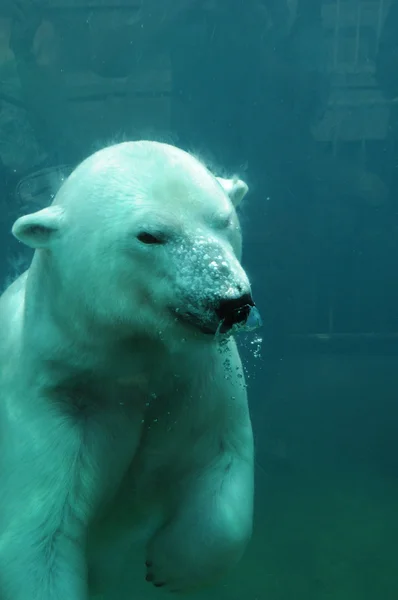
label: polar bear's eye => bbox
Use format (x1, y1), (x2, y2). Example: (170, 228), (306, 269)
(219, 216), (232, 229)
(137, 231), (166, 245)
(214, 213), (233, 230)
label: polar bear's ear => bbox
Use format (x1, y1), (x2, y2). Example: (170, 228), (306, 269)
(12, 206), (64, 249)
(216, 176), (249, 208)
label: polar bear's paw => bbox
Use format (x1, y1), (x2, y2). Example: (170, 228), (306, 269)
(145, 560), (167, 589)
(144, 519), (237, 594)
(145, 554), (214, 594)
(145, 555), (205, 593)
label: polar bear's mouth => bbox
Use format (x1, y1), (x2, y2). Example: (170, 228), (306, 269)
(174, 310), (218, 335)
(173, 300), (262, 337)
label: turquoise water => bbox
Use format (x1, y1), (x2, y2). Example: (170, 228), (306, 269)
(1, 1), (398, 598)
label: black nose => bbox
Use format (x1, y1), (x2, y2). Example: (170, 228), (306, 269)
(215, 293), (255, 332)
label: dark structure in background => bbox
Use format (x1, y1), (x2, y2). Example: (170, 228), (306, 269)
(0, 0), (398, 399)
(1, 0), (395, 341)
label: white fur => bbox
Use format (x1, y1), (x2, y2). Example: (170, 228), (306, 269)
(0, 141), (254, 599)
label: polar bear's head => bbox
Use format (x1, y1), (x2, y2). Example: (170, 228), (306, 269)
(12, 142), (260, 342)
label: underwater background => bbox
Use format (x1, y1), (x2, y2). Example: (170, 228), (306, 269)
(1, 0), (398, 597)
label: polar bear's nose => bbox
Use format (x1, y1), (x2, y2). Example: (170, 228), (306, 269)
(215, 293), (255, 332)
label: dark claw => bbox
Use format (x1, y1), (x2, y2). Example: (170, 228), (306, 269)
(154, 582), (166, 587)
(146, 573), (154, 582)
(145, 560), (153, 568)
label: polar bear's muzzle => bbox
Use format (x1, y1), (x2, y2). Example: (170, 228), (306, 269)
(171, 236), (261, 336)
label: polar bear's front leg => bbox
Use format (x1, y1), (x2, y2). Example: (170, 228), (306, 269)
(145, 453), (254, 593)
(0, 527), (87, 600)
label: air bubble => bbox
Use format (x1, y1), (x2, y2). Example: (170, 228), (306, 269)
(251, 335), (263, 359)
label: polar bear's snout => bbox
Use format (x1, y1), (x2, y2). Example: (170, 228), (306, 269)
(171, 232), (262, 336)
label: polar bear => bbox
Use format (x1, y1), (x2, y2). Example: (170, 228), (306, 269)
(0, 141), (260, 600)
